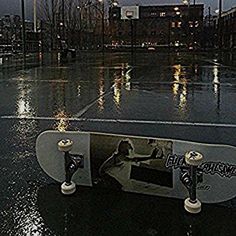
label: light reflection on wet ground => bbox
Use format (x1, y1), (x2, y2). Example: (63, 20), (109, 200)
(0, 52), (236, 235)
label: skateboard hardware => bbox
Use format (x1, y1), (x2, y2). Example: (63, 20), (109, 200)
(58, 139), (84, 195)
(182, 151), (203, 214)
(37, 130), (236, 208)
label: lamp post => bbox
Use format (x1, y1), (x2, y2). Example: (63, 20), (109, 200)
(34, 0), (37, 32)
(61, 0), (65, 40)
(21, 0), (26, 64)
(126, 14), (134, 54)
(182, 0), (191, 48)
(98, 0), (105, 53)
(218, 0), (222, 49)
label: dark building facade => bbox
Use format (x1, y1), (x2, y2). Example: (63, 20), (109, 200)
(221, 7), (236, 49)
(109, 4), (204, 49)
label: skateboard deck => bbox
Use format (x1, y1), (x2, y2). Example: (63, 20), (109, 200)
(36, 130), (236, 203)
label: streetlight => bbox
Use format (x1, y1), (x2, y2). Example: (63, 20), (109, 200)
(182, 0), (190, 7)
(21, 0), (26, 64)
(218, 0), (223, 49)
(61, 0), (65, 40)
(98, 0), (105, 52)
(33, 0), (37, 32)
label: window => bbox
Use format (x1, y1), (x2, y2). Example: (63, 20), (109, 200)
(171, 22), (176, 28)
(189, 21), (193, 27)
(160, 12), (166, 17)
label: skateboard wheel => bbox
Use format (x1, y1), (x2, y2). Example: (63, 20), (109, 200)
(184, 198), (201, 214)
(58, 139), (73, 152)
(185, 151), (203, 166)
(61, 181), (76, 195)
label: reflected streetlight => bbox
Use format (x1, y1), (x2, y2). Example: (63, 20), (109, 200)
(98, 67), (105, 111)
(212, 65), (221, 110)
(172, 64), (188, 115)
(54, 110), (70, 132)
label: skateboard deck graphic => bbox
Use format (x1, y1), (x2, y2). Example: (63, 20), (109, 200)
(36, 130), (236, 203)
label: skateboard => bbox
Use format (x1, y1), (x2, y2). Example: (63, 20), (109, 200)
(36, 130), (236, 213)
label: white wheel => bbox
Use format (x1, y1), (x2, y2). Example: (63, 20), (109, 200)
(185, 151), (203, 166)
(61, 181), (76, 195)
(58, 139), (73, 152)
(184, 198), (201, 214)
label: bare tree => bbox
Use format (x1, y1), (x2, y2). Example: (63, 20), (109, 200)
(37, 0), (106, 50)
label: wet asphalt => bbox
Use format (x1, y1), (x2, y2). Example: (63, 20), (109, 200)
(0, 51), (236, 235)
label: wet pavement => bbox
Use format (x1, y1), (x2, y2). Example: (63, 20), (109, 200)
(0, 51), (236, 235)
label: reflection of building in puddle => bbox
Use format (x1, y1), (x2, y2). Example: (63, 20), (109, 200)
(17, 83), (35, 118)
(13, 81), (37, 156)
(51, 82), (66, 113)
(113, 63), (132, 109)
(54, 109), (70, 132)
(123, 68), (132, 91)
(98, 67), (105, 112)
(172, 64), (188, 114)
(77, 84), (81, 97)
(98, 79), (105, 111)
(121, 63), (132, 91)
(212, 65), (220, 110)
(179, 84), (187, 112)
(57, 52), (61, 64)
(50, 81), (70, 131)
(212, 65), (220, 95)
(4, 190), (46, 236)
(113, 78), (121, 109)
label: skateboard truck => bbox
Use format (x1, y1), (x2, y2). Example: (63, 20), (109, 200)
(58, 139), (84, 195)
(180, 151), (203, 214)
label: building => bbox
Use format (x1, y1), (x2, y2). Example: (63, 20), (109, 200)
(202, 10), (218, 49)
(221, 7), (236, 49)
(0, 15), (21, 50)
(0, 14), (39, 53)
(109, 4), (204, 49)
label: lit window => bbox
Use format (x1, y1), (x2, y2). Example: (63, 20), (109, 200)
(189, 21), (193, 27)
(177, 22), (182, 27)
(171, 22), (176, 28)
(176, 11), (181, 15)
(160, 12), (166, 17)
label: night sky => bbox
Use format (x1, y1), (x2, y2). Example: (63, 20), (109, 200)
(0, 0), (235, 19)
